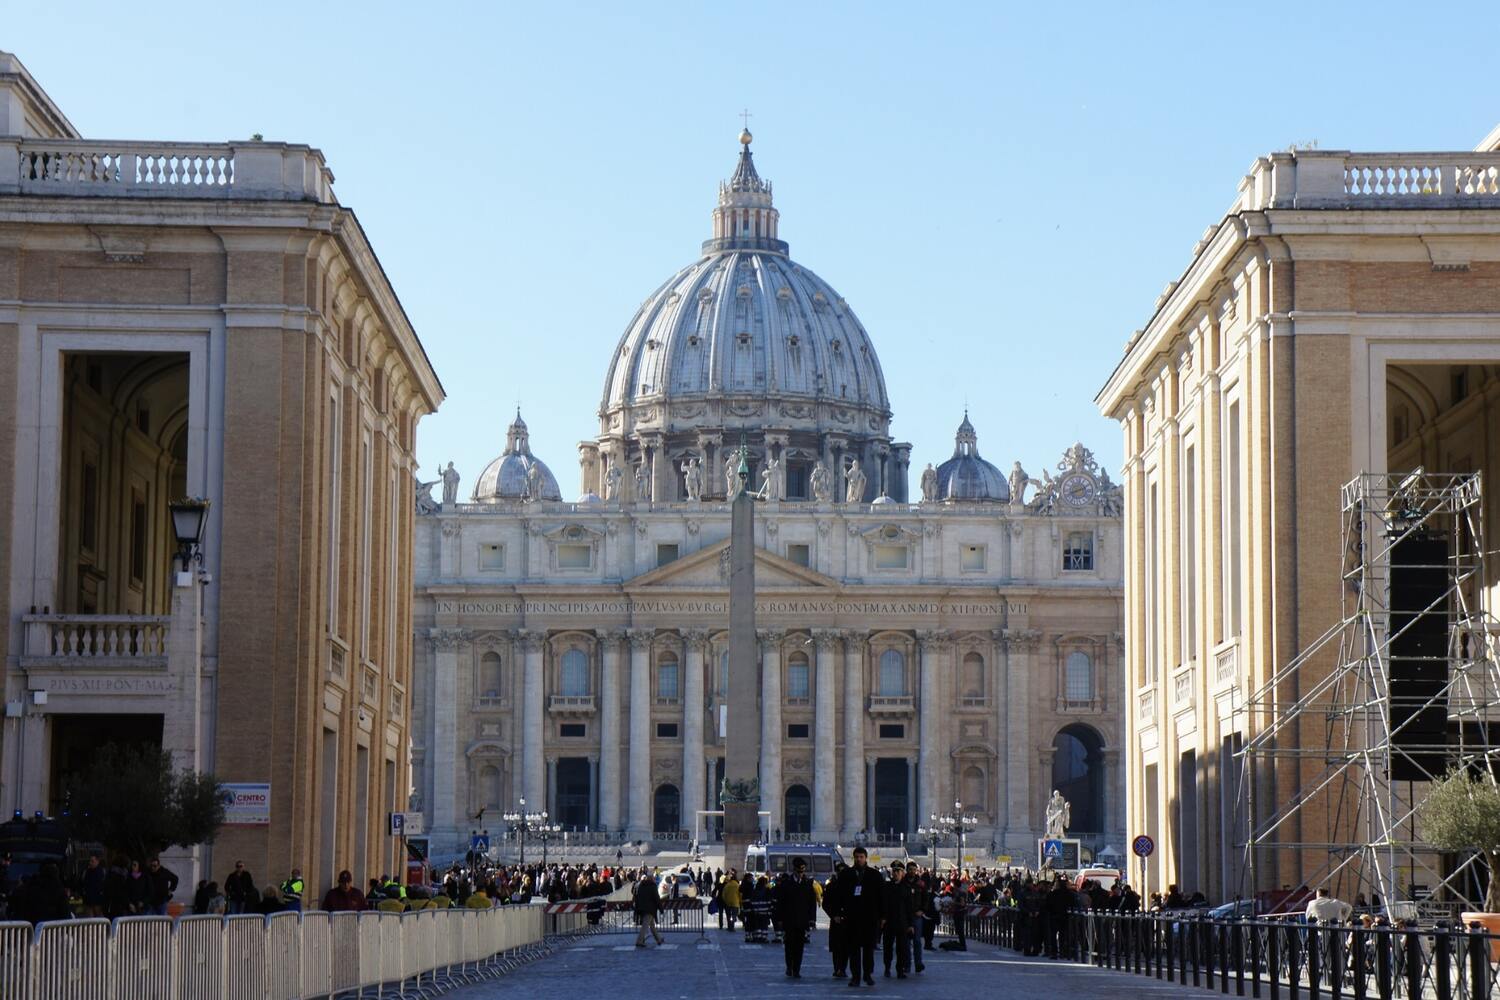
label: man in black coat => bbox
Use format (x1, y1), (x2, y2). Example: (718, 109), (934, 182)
(823, 862), (849, 978)
(826, 846), (884, 987)
(775, 857), (818, 977)
(880, 862), (914, 978)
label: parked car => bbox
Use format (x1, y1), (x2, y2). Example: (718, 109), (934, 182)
(1072, 867), (1122, 892)
(658, 871), (698, 899)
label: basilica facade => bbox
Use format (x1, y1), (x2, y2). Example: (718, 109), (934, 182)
(411, 132), (1125, 860)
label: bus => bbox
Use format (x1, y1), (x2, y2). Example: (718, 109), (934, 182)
(744, 842), (843, 879)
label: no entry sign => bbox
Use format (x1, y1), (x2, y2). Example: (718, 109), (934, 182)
(1132, 834), (1155, 858)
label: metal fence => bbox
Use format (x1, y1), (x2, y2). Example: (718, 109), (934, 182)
(0, 903), (562, 999)
(543, 897), (706, 940)
(954, 906), (1500, 1000)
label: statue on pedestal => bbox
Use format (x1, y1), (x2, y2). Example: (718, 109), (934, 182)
(524, 461), (543, 502)
(1044, 789), (1071, 839)
(844, 458), (867, 504)
(682, 456), (703, 501)
(810, 461), (831, 503)
(603, 463), (623, 501)
(415, 475), (440, 515)
(725, 453), (744, 501)
(441, 462), (461, 505)
(634, 462), (651, 502)
(920, 463), (939, 502)
(760, 454), (782, 501)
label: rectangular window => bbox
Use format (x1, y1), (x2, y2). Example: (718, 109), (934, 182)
(785, 461), (809, 500)
(786, 543), (810, 567)
(478, 543), (505, 571)
(1063, 532), (1093, 571)
(129, 493), (147, 585)
(960, 544), (985, 572)
(327, 391), (342, 637)
(656, 543), (679, 567)
(1224, 401), (1242, 638)
(1183, 445), (1197, 655)
(878, 723), (905, 740)
(873, 544), (908, 569)
(360, 434), (373, 655)
(787, 723), (810, 739)
(657, 662), (680, 701)
(1146, 482), (1158, 684)
(557, 543), (592, 569)
(786, 661), (810, 699)
(656, 722), (679, 739)
(79, 460), (98, 552)
(560, 723), (586, 739)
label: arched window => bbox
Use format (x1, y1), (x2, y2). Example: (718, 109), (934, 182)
(561, 648), (589, 696)
(786, 652), (810, 700)
(478, 764), (501, 812)
(962, 766), (985, 812)
(1051, 725), (1105, 834)
(657, 653), (680, 701)
(961, 652), (985, 699)
(1065, 651), (1094, 702)
(653, 784), (681, 834)
(479, 652), (503, 701)
(879, 649), (906, 696)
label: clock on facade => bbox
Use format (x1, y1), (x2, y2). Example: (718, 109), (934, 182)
(1061, 473), (1096, 507)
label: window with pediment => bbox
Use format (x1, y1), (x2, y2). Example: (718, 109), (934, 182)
(561, 648), (590, 696)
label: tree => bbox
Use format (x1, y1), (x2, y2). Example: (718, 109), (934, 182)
(1419, 768), (1500, 913)
(66, 743), (226, 863)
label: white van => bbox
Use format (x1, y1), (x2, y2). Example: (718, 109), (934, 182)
(744, 842), (843, 878)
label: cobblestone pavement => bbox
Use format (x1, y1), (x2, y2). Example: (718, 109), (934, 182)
(456, 926), (1229, 999)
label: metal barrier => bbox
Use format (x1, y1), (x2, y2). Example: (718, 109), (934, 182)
(547, 897), (707, 940)
(1, 903), (567, 999)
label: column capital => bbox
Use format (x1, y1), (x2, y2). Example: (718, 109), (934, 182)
(427, 627), (473, 651)
(596, 628), (628, 644)
(682, 628), (712, 650)
(916, 629), (953, 651)
(1003, 627), (1042, 651)
(626, 627), (655, 650)
(990, 628), (1007, 645)
(812, 628), (842, 653)
(517, 629), (547, 653)
(842, 631), (869, 653)
(757, 628), (787, 648)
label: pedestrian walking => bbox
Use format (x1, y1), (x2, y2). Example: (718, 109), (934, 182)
(775, 857), (817, 978)
(79, 854), (105, 917)
(903, 862), (927, 973)
(720, 868), (742, 930)
(145, 857), (178, 916)
(826, 846), (883, 987)
(633, 869), (665, 947)
(880, 862), (914, 977)
(824, 862), (849, 978)
(225, 861), (255, 915)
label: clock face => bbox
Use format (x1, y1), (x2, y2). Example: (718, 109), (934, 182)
(1061, 473), (1096, 507)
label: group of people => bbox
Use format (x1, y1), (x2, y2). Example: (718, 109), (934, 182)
(0, 852), (180, 923)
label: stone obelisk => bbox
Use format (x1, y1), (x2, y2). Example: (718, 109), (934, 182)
(722, 448), (760, 871)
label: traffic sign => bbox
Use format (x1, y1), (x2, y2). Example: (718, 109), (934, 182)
(1042, 839), (1063, 860)
(471, 834), (491, 853)
(1132, 834), (1155, 858)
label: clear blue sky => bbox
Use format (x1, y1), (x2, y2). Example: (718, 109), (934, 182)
(10, 3), (1499, 493)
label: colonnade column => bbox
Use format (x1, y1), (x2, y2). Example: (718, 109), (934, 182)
(916, 630), (949, 823)
(759, 629), (784, 834)
(520, 630), (546, 808)
(991, 629), (1009, 839)
(598, 630), (624, 831)
(682, 630), (708, 840)
(841, 633), (867, 838)
(1004, 628), (1040, 848)
(812, 629), (838, 839)
(626, 628), (653, 840)
(427, 628), (470, 849)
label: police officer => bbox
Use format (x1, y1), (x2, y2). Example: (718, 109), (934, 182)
(280, 868), (305, 912)
(880, 862), (914, 977)
(775, 857), (817, 978)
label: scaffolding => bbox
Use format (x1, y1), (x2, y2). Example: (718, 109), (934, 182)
(1239, 470), (1500, 914)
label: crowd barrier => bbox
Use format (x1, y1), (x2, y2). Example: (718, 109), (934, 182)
(950, 904), (1500, 1000)
(543, 897), (704, 939)
(0, 903), (563, 999)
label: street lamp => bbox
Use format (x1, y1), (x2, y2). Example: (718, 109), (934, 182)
(534, 819), (562, 868)
(168, 497), (211, 571)
(501, 796), (552, 867)
(920, 800), (978, 873)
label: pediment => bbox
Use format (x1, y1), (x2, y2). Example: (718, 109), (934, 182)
(625, 539), (839, 590)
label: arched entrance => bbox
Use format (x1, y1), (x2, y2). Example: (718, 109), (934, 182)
(653, 783), (681, 834)
(784, 784), (811, 836)
(1051, 724), (1105, 834)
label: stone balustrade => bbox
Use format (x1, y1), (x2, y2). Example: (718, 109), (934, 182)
(1213, 640), (1239, 687)
(1136, 686), (1155, 722)
(546, 694), (597, 715)
(1, 138), (336, 203)
(867, 694), (914, 715)
(21, 614), (170, 668)
(1236, 150), (1500, 211)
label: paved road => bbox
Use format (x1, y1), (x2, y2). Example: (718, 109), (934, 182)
(456, 926), (1228, 999)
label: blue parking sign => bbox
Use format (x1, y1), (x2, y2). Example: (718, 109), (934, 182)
(471, 834), (490, 853)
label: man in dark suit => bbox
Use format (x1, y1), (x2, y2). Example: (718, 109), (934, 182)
(826, 846), (885, 987)
(775, 857), (818, 977)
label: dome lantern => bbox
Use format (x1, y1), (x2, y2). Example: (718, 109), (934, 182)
(707, 130), (786, 255)
(935, 413), (1009, 503)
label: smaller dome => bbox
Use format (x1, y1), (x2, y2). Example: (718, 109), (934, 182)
(576, 491), (602, 505)
(935, 413), (1009, 503)
(471, 410), (562, 503)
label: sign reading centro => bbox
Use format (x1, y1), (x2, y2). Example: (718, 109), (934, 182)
(221, 783), (271, 826)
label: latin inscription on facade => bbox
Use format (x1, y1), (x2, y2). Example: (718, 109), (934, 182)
(434, 599), (1028, 617)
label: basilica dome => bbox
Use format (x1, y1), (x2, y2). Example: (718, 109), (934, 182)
(935, 414), (1009, 503)
(472, 411), (562, 502)
(599, 136), (889, 428)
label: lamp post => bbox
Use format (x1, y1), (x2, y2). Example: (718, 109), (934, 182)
(919, 801), (978, 873)
(502, 797), (551, 867)
(534, 820), (561, 868)
(168, 497), (211, 573)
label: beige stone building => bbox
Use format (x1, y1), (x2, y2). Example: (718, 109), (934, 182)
(1096, 130), (1500, 902)
(411, 134), (1126, 864)
(0, 53), (442, 895)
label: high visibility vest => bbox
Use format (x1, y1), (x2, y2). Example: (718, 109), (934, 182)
(281, 878), (304, 902)
(383, 879), (406, 900)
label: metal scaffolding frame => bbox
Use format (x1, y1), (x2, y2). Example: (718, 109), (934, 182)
(1238, 470), (1500, 913)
